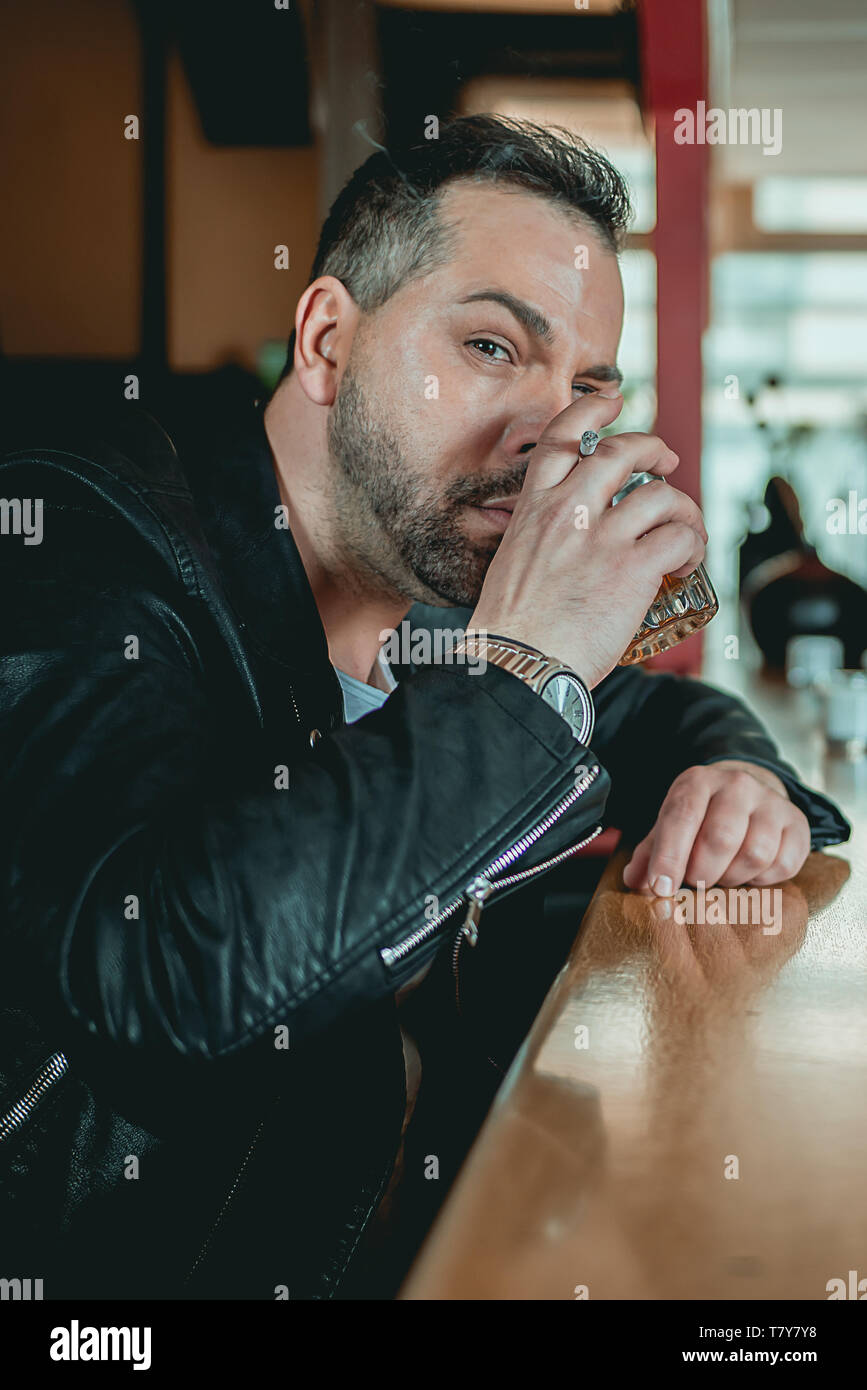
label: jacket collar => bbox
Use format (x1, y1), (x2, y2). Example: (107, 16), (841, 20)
(183, 396), (345, 729)
(184, 395), (475, 711)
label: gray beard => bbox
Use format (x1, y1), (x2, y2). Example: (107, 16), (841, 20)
(326, 360), (517, 607)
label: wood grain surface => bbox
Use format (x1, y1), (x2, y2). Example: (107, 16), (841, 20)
(401, 777), (865, 1299)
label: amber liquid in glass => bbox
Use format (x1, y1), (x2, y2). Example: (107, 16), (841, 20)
(617, 567), (719, 665)
(611, 472), (718, 666)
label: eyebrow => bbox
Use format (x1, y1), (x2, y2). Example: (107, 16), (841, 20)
(457, 288), (623, 386)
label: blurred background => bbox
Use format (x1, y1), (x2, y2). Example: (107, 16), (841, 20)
(2, 0), (866, 708)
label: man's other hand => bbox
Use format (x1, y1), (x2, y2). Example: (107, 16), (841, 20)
(621, 760), (812, 895)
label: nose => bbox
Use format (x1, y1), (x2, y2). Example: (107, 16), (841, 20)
(504, 381), (577, 457)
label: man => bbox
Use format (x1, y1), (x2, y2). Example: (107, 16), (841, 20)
(0, 115), (849, 1301)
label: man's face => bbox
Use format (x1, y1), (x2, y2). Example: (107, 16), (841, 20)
(327, 179), (624, 607)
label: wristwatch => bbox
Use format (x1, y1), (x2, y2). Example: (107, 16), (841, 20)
(450, 632), (595, 747)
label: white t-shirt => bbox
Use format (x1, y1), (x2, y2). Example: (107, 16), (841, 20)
(334, 646), (397, 724)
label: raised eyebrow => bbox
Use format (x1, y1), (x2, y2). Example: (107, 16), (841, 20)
(457, 291), (622, 386)
(581, 364), (624, 387)
(457, 290), (555, 346)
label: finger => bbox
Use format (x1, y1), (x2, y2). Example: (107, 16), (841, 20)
(557, 433), (682, 523)
(606, 481), (708, 579)
(646, 779), (715, 896)
(587, 432), (682, 480)
(523, 390), (625, 491)
(683, 789), (754, 888)
(715, 804), (785, 887)
(744, 819), (811, 886)
(582, 431), (680, 474)
(622, 834), (652, 890)
(607, 476), (708, 547)
(635, 519), (706, 582)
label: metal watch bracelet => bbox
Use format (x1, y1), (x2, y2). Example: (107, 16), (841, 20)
(450, 633), (595, 746)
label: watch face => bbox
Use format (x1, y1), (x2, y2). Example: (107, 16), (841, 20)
(540, 673), (580, 716)
(540, 673), (593, 742)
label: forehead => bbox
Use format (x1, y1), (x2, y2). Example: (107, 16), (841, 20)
(427, 179), (624, 339)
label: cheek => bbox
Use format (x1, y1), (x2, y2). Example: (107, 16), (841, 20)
(421, 403), (504, 484)
(384, 338), (516, 469)
(403, 365), (499, 457)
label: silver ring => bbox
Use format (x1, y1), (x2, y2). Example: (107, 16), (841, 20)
(579, 430), (599, 457)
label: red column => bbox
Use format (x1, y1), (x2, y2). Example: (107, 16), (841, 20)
(637, 0), (710, 674)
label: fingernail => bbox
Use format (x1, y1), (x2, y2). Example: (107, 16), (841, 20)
(598, 390), (622, 399)
(651, 874), (674, 897)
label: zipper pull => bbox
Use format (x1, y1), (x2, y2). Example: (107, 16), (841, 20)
(460, 874), (494, 947)
(452, 874), (499, 1033)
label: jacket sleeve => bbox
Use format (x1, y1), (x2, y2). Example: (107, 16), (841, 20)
(589, 663), (851, 849)
(0, 452), (610, 1115)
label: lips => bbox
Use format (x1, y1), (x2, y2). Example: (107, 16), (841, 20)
(471, 502), (514, 534)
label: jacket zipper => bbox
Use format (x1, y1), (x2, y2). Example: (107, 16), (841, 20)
(183, 1114), (268, 1289)
(450, 817), (604, 1072)
(0, 1050), (69, 1144)
(451, 817), (604, 975)
(185, 765), (603, 1282)
(380, 762), (603, 973)
(290, 687), (302, 728)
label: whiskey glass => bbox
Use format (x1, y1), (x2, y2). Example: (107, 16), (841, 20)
(611, 471), (718, 666)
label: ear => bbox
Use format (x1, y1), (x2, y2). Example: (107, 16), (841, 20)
(292, 276), (360, 406)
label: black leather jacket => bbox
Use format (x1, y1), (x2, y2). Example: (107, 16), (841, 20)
(0, 398), (850, 1299)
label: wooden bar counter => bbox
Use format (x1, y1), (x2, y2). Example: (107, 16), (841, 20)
(401, 766), (866, 1300)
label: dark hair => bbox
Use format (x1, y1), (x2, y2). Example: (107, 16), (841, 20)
(276, 112), (632, 383)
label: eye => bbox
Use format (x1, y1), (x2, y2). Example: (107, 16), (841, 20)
(467, 338), (513, 363)
(573, 382), (598, 396)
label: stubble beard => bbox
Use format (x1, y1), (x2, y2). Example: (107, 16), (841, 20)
(326, 360), (505, 608)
